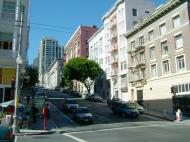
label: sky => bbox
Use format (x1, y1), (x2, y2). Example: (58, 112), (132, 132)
(28, 0), (167, 65)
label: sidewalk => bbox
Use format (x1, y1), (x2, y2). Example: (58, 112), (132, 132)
(18, 88), (76, 135)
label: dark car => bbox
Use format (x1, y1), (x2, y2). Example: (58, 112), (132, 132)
(63, 98), (79, 112)
(73, 107), (94, 124)
(85, 94), (102, 102)
(111, 101), (139, 118)
(72, 91), (82, 98)
(107, 97), (121, 106)
(0, 127), (14, 142)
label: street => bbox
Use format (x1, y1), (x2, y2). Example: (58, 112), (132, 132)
(17, 121), (190, 142)
(46, 90), (165, 126)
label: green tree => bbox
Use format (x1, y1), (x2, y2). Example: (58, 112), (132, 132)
(64, 57), (102, 94)
(28, 66), (38, 86)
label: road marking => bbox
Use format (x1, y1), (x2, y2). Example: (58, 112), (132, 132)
(64, 133), (88, 142)
(67, 123), (183, 134)
(14, 136), (18, 142)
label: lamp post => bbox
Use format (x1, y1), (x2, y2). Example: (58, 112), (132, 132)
(12, 0), (23, 134)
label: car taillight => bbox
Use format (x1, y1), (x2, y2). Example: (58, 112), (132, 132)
(5, 131), (13, 140)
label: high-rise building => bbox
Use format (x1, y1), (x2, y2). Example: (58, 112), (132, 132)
(38, 37), (62, 85)
(0, 0), (29, 103)
(32, 57), (39, 69)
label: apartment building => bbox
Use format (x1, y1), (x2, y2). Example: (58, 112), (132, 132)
(126, 0), (190, 116)
(88, 27), (107, 98)
(38, 37), (62, 85)
(0, 0), (29, 103)
(102, 0), (155, 101)
(64, 25), (98, 94)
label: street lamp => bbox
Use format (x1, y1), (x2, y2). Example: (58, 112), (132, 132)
(12, 0), (23, 134)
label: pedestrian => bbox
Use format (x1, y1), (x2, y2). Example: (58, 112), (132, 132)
(31, 104), (38, 123)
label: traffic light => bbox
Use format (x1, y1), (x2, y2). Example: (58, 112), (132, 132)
(11, 77), (15, 89)
(171, 86), (174, 94)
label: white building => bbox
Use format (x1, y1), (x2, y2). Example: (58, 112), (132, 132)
(44, 59), (64, 89)
(88, 27), (107, 98)
(0, 0), (29, 103)
(102, 0), (155, 101)
(38, 37), (62, 85)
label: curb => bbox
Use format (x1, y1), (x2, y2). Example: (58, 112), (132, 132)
(143, 112), (174, 121)
(14, 130), (56, 136)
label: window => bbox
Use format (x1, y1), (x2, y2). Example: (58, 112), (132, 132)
(149, 46), (155, 59)
(159, 23), (166, 35)
(163, 60), (170, 74)
(176, 55), (185, 70)
(139, 36), (144, 46)
(173, 15), (180, 28)
(161, 40), (168, 54)
(175, 34), (183, 49)
(141, 68), (146, 78)
(121, 76), (127, 88)
(140, 51), (145, 62)
(2, 1), (16, 19)
(131, 41), (135, 51)
(0, 32), (13, 50)
(132, 8), (137, 16)
(148, 30), (154, 41)
(151, 64), (157, 77)
(121, 61), (127, 71)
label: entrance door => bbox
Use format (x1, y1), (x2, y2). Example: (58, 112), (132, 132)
(137, 90), (143, 105)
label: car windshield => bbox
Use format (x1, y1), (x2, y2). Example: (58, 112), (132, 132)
(67, 100), (77, 104)
(124, 103), (136, 109)
(78, 108), (89, 113)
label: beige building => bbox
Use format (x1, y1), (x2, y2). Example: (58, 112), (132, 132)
(126, 0), (190, 117)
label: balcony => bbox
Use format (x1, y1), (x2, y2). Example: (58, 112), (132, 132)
(121, 86), (128, 92)
(135, 60), (146, 68)
(110, 57), (118, 66)
(110, 44), (118, 53)
(111, 32), (117, 42)
(128, 64), (136, 70)
(110, 69), (119, 77)
(128, 48), (136, 55)
(135, 45), (145, 52)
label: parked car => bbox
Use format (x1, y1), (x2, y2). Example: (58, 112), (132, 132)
(107, 97), (121, 106)
(0, 127), (14, 142)
(128, 102), (144, 114)
(72, 91), (82, 98)
(73, 107), (94, 124)
(111, 101), (139, 118)
(85, 94), (103, 102)
(63, 98), (79, 112)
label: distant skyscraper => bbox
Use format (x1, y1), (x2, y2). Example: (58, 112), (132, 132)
(38, 37), (62, 84)
(32, 57), (39, 69)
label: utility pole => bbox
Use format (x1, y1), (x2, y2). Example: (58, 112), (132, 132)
(12, 0), (23, 134)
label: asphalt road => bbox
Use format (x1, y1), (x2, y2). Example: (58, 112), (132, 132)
(17, 121), (190, 142)
(46, 90), (165, 125)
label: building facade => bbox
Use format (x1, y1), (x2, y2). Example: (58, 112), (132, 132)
(32, 57), (39, 69)
(126, 0), (190, 116)
(64, 25), (98, 94)
(88, 27), (107, 98)
(102, 0), (155, 101)
(0, 0), (29, 103)
(38, 37), (62, 85)
(43, 59), (64, 89)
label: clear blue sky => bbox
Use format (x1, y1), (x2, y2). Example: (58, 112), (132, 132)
(28, 0), (166, 65)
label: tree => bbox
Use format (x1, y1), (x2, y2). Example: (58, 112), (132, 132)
(63, 57), (102, 94)
(27, 66), (38, 86)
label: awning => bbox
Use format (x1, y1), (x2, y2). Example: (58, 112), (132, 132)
(0, 100), (24, 108)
